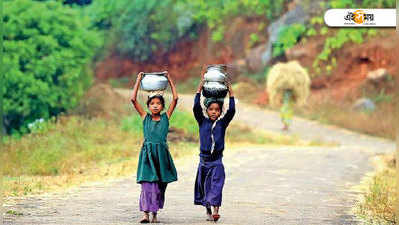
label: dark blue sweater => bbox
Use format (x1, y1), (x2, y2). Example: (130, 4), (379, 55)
(193, 93), (235, 160)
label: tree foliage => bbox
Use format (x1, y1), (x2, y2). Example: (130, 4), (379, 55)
(85, 0), (288, 61)
(3, 0), (102, 133)
(112, 0), (197, 61)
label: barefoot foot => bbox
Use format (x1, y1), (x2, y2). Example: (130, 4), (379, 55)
(206, 213), (213, 221)
(206, 207), (213, 221)
(140, 212), (150, 224)
(151, 212), (160, 223)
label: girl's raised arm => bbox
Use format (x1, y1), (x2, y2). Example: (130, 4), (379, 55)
(130, 72), (146, 119)
(221, 80), (235, 126)
(166, 72), (178, 119)
(196, 66), (206, 94)
(193, 70), (206, 124)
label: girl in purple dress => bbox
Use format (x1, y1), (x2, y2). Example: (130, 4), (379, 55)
(193, 72), (235, 222)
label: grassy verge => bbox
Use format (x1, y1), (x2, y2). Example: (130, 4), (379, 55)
(226, 122), (327, 146)
(3, 141), (197, 198)
(294, 99), (396, 140)
(355, 154), (397, 225)
(2, 115), (141, 197)
(2, 112), (202, 197)
(232, 79), (396, 140)
(3, 105), (309, 197)
(228, 68), (397, 140)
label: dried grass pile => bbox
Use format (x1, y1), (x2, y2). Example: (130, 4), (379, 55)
(266, 61), (311, 108)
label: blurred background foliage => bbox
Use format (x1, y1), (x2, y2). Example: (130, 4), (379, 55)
(2, 0), (396, 135)
(3, 0), (102, 134)
(2, 0), (290, 134)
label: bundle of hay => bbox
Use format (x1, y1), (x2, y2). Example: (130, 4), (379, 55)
(266, 61), (311, 108)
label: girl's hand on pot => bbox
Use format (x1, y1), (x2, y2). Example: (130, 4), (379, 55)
(137, 72), (144, 80)
(226, 81), (232, 91)
(201, 65), (206, 80)
(164, 71), (170, 80)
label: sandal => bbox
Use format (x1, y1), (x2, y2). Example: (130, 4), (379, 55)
(212, 214), (220, 222)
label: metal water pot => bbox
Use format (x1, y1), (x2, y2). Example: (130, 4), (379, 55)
(202, 65), (228, 98)
(204, 64), (227, 82)
(203, 81), (228, 98)
(140, 72), (168, 91)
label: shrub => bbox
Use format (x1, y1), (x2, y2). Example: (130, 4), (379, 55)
(113, 0), (197, 61)
(3, 0), (102, 133)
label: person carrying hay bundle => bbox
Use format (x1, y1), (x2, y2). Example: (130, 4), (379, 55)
(266, 61), (311, 131)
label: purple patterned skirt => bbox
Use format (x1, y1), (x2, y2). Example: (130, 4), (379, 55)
(139, 182), (167, 212)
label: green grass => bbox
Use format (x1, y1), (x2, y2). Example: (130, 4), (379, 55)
(108, 77), (132, 88)
(169, 110), (198, 138)
(6, 210), (23, 216)
(294, 99), (396, 140)
(2, 116), (141, 177)
(121, 113), (144, 136)
(3, 109), (197, 178)
(121, 108), (198, 139)
(176, 76), (200, 94)
(227, 123), (301, 145)
(2, 103), (314, 197)
(1, 112), (199, 197)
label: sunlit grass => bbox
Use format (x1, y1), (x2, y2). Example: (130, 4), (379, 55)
(2, 116), (141, 177)
(121, 109), (198, 139)
(2, 106), (315, 197)
(355, 154), (397, 225)
(2, 113), (199, 197)
(3, 141), (198, 197)
(295, 100), (396, 140)
(169, 110), (198, 138)
(228, 123), (301, 146)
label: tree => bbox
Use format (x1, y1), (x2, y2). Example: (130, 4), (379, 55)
(3, 0), (102, 133)
(114, 0), (196, 61)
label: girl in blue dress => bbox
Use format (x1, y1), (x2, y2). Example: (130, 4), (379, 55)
(193, 72), (235, 222)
